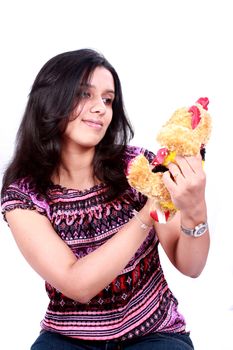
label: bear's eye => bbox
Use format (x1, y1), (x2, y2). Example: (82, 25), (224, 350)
(152, 165), (168, 173)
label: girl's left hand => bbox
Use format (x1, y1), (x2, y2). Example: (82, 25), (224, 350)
(162, 154), (206, 216)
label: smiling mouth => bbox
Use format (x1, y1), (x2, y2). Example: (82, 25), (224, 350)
(82, 119), (103, 129)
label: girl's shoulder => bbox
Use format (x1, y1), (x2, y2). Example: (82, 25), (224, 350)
(1, 177), (51, 222)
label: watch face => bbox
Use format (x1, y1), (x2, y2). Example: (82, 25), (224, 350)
(194, 224), (208, 237)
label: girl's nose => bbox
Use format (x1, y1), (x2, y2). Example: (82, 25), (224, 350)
(90, 98), (106, 114)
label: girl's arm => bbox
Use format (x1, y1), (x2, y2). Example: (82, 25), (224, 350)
(6, 201), (154, 304)
(154, 154), (210, 277)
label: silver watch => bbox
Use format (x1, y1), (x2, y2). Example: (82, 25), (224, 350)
(181, 222), (208, 237)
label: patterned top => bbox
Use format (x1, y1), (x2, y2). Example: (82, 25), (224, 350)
(1, 145), (186, 341)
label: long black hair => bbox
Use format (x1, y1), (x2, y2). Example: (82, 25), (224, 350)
(1, 49), (134, 200)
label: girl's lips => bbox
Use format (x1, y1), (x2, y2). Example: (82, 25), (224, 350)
(82, 119), (103, 129)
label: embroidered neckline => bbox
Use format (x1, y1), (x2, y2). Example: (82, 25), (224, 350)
(49, 182), (107, 195)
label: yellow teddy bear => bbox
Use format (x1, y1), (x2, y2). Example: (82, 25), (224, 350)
(127, 98), (212, 223)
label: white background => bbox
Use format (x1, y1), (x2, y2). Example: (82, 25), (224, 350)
(0, 1), (233, 349)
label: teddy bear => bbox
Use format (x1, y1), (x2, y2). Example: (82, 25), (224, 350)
(127, 97), (212, 223)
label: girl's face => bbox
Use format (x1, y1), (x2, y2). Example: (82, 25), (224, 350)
(63, 67), (115, 151)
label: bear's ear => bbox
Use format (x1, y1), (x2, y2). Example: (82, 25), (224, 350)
(200, 145), (206, 161)
(196, 97), (209, 110)
(188, 105), (201, 129)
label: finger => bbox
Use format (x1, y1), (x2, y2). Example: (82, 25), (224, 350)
(183, 155), (203, 174)
(166, 163), (183, 183)
(175, 155), (204, 178)
(163, 170), (178, 190)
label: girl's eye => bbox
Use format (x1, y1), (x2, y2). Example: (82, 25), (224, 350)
(102, 97), (113, 105)
(80, 91), (91, 99)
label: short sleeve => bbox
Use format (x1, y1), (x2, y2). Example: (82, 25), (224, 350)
(124, 145), (155, 165)
(1, 178), (51, 223)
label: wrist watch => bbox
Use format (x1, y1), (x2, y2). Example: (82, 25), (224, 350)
(181, 222), (208, 237)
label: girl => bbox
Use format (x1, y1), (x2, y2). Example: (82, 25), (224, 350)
(1, 49), (209, 349)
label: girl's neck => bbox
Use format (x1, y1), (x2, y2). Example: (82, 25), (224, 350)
(53, 146), (98, 190)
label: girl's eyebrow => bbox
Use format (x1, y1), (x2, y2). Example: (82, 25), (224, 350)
(104, 90), (115, 96)
(81, 83), (115, 95)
